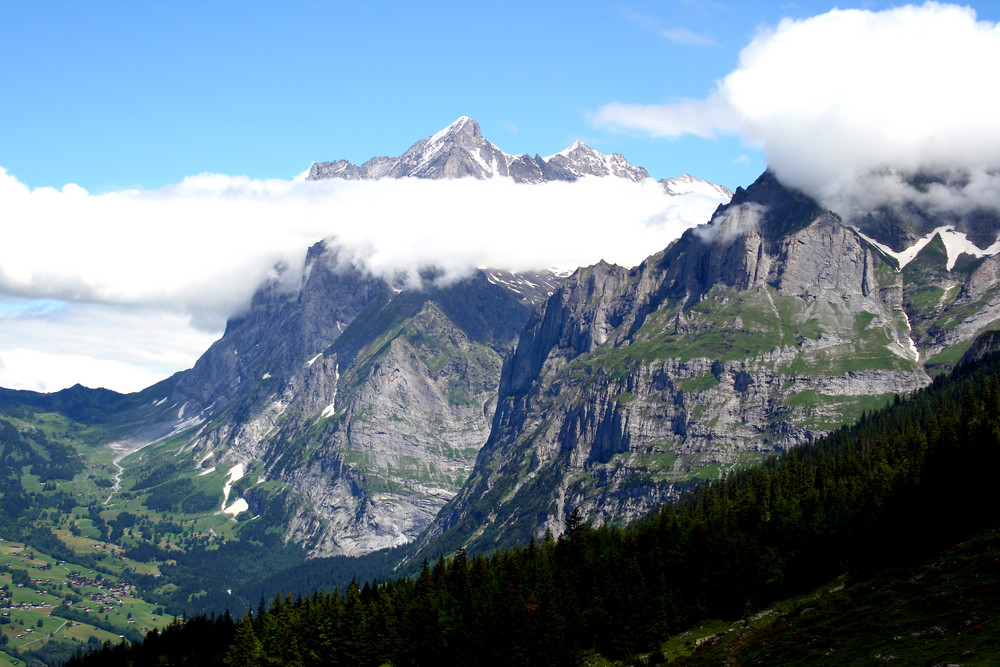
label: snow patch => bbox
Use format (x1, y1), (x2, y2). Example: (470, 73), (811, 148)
(198, 466), (216, 477)
(901, 311), (921, 362)
(855, 225), (999, 271)
(306, 353), (322, 367)
(939, 228), (1000, 270)
(220, 463), (246, 512)
(319, 362), (340, 419)
(222, 498), (248, 517)
(168, 414), (205, 440)
(469, 145), (502, 176)
(261, 372), (271, 380)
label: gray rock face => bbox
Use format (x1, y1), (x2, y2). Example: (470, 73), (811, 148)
(412, 170), (1000, 558)
(307, 117), (656, 185)
(118, 165), (1000, 564)
(282, 301), (505, 554)
(907, 256), (1000, 366)
(169, 243), (392, 413)
(138, 240), (563, 557)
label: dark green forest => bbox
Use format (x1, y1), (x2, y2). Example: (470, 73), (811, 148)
(64, 352), (1000, 666)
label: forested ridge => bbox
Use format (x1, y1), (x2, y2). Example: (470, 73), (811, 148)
(65, 351), (1000, 666)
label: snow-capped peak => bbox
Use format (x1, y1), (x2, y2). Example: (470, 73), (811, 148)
(307, 117), (724, 190)
(661, 174), (735, 199)
(426, 116), (479, 146)
(548, 140), (591, 160)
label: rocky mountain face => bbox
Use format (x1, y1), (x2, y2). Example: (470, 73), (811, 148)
(410, 170), (1000, 559)
(307, 116), (653, 184)
(126, 241), (562, 556)
(66, 120), (998, 567)
(850, 221), (1000, 372)
(97, 119), (733, 561)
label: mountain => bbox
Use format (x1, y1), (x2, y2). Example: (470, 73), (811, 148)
(108, 242), (564, 558)
(409, 170), (1000, 558)
(307, 116), (653, 184)
(0, 117), (727, 581)
(660, 173), (734, 199)
(12, 114), (1000, 657)
(23, 163), (997, 570)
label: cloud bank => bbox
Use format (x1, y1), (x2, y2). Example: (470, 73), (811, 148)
(594, 3), (1000, 213)
(0, 299), (218, 394)
(0, 168), (728, 392)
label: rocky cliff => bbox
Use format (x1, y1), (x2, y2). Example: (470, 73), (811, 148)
(411, 170), (1000, 558)
(101, 118), (735, 560)
(120, 240), (562, 556)
(98, 137), (1000, 566)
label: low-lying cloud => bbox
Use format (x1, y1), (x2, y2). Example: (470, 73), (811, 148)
(694, 202), (768, 244)
(594, 3), (1000, 216)
(0, 168), (728, 392)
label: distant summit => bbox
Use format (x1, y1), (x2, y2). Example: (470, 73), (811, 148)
(307, 117), (725, 192)
(660, 173), (734, 199)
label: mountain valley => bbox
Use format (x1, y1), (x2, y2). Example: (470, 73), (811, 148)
(2, 118), (1000, 664)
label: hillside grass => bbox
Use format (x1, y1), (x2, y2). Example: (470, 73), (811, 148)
(668, 525), (1000, 666)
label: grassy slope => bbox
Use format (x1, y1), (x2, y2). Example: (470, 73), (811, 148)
(661, 524), (1000, 666)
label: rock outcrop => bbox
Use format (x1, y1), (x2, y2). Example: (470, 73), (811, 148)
(411, 170), (1000, 559)
(129, 239), (562, 556)
(106, 154), (1000, 564)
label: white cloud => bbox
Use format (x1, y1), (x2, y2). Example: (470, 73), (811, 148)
(619, 6), (717, 46)
(0, 168), (729, 392)
(593, 95), (738, 139)
(695, 202), (768, 244)
(822, 168), (1000, 224)
(594, 3), (1000, 211)
(0, 299), (217, 392)
(659, 26), (717, 46)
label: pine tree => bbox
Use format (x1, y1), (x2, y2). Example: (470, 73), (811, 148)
(224, 615), (262, 667)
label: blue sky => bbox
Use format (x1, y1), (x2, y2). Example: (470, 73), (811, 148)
(8, 1), (995, 193)
(2, 1), (1000, 393)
